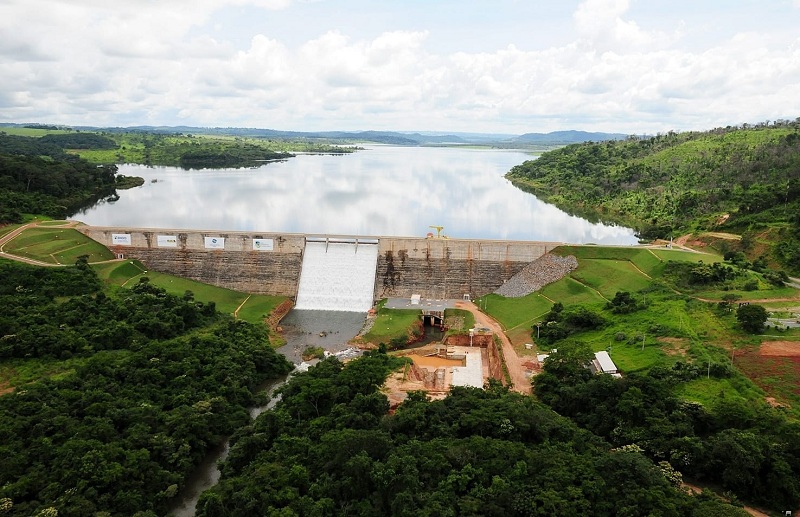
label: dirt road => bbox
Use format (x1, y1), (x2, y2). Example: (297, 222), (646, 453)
(455, 300), (531, 394)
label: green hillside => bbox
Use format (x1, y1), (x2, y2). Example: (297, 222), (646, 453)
(506, 121), (800, 273)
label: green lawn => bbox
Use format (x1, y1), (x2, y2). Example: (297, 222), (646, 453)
(444, 308), (475, 333)
(0, 224), (21, 239)
(361, 302), (422, 345)
(570, 259), (652, 298)
(0, 127), (69, 136)
(479, 292), (552, 331)
(693, 285), (800, 301)
(596, 339), (670, 373)
(235, 295), (288, 324)
(3, 228), (114, 264)
(540, 276), (607, 305)
(675, 377), (762, 408)
(650, 248), (722, 264)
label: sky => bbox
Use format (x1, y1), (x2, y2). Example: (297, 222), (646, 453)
(2, 0), (800, 135)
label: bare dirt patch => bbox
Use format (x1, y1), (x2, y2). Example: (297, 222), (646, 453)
(765, 396), (789, 408)
(0, 382), (13, 397)
(657, 337), (690, 356)
(760, 340), (800, 356)
(737, 345), (800, 401)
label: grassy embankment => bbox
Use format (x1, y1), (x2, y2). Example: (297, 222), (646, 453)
(2, 226), (114, 264)
(476, 244), (800, 415)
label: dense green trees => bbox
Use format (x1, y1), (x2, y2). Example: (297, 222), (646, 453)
(0, 135), (121, 223)
(197, 352), (749, 516)
(534, 342), (800, 511)
(536, 302), (606, 344)
(735, 304), (768, 333)
(0, 259), (293, 516)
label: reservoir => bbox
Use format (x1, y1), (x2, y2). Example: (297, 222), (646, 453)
(71, 145), (638, 244)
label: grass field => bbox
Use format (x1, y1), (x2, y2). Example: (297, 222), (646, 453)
(478, 292), (552, 332)
(0, 224), (21, 239)
(361, 302), (422, 346)
(444, 308), (475, 333)
(540, 276), (607, 305)
(3, 227), (114, 264)
(570, 259), (653, 298)
(675, 377), (760, 407)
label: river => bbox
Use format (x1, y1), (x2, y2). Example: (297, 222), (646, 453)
(168, 376), (289, 517)
(70, 145), (637, 244)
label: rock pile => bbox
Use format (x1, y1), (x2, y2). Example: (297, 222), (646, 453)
(493, 254), (578, 298)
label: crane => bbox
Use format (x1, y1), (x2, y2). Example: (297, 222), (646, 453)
(428, 225), (446, 239)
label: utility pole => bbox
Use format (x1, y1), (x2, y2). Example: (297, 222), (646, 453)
(641, 333), (646, 351)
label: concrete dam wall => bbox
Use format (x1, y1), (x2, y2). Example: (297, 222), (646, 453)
(79, 226), (558, 302)
(375, 237), (555, 300)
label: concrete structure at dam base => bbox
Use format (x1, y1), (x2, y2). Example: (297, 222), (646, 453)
(78, 225), (559, 303)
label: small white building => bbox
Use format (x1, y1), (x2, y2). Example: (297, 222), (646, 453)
(591, 351), (619, 375)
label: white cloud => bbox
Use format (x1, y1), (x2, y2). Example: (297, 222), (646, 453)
(0, 0), (799, 132)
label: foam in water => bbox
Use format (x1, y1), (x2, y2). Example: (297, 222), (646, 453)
(294, 241), (378, 312)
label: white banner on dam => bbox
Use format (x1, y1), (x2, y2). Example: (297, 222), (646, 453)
(157, 235), (178, 247)
(111, 233), (131, 245)
(204, 237), (225, 249)
(253, 238), (273, 251)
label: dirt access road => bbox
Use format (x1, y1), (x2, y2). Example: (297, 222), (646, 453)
(455, 300), (532, 394)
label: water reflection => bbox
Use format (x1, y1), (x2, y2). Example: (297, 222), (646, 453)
(72, 146), (638, 244)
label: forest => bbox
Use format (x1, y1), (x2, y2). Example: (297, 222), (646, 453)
(0, 134), (121, 223)
(505, 120), (800, 273)
(194, 352), (751, 516)
(0, 259), (294, 516)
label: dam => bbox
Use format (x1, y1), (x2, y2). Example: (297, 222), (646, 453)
(78, 225), (559, 303)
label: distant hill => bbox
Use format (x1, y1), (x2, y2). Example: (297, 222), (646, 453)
(3, 122), (628, 146)
(514, 130), (628, 144)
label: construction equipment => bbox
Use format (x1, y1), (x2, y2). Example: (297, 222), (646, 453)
(428, 225), (446, 239)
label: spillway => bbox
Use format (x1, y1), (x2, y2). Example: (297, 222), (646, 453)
(294, 240), (379, 312)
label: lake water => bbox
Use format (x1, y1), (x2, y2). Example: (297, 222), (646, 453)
(71, 145), (638, 244)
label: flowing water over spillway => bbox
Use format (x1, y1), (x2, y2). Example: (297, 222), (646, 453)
(294, 241), (379, 312)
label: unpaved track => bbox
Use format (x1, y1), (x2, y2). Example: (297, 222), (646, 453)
(455, 301), (531, 394)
